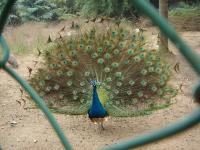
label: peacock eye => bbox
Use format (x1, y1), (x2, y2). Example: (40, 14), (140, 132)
(137, 91), (143, 97)
(141, 69), (147, 75)
(140, 80), (147, 87)
(139, 47), (145, 51)
(116, 81), (122, 87)
(58, 53), (65, 59)
(45, 75), (51, 80)
(72, 61), (79, 67)
(54, 84), (60, 90)
(151, 85), (157, 92)
(131, 43), (135, 48)
(57, 70), (63, 76)
(69, 50), (77, 56)
(97, 47), (103, 53)
(149, 55), (156, 61)
(140, 36), (145, 41)
(146, 61), (153, 66)
(119, 42), (125, 48)
(121, 32), (126, 37)
(127, 90), (132, 96)
(161, 75), (168, 81)
(148, 67), (154, 72)
(80, 81), (86, 87)
(111, 31), (117, 37)
(104, 53), (111, 59)
(139, 53), (145, 59)
(66, 70), (73, 77)
(124, 60), (130, 65)
(113, 49), (120, 55)
(97, 58), (104, 64)
(96, 81), (101, 86)
(91, 53), (98, 59)
(155, 67), (162, 74)
(45, 86), (52, 92)
(132, 34), (136, 40)
(104, 67), (110, 73)
(39, 92), (45, 97)
(79, 44), (84, 49)
(81, 89), (86, 93)
(104, 40), (110, 46)
(106, 77), (112, 82)
(85, 45), (92, 52)
(113, 89), (119, 95)
(159, 79), (165, 86)
(80, 99), (85, 103)
(106, 85), (111, 90)
(109, 94), (114, 99)
(127, 49), (134, 55)
(132, 98), (138, 103)
(67, 80), (73, 87)
(90, 29), (95, 34)
(111, 62), (119, 68)
(68, 43), (74, 49)
(115, 72), (122, 78)
(129, 80), (135, 86)
(134, 56), (141, 62)
(73, 90), (78, 95)
(62, 60), (68, 65)
(84, 71), (90, 77)
(157, 89), (164, 96)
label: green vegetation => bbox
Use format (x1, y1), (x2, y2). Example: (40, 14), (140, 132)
(169, 2), (200, 31)
(1, 0), (199, 25)
(78, 0), (136, 17)
(0, 0), (138, 24)
(170, 2), (200, 17)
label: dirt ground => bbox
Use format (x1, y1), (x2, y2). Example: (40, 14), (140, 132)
(1, 21), (200, 150)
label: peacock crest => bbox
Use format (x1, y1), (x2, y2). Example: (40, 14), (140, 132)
(29, 27), (177, 117)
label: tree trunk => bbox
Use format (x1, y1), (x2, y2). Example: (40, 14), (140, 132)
(159, 0), (169, 56)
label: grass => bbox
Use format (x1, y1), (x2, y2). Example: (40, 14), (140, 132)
(3, 22), (49, 55)
(9, 33), (46, 55)
(11, 41), (27, 54)
(169, 2), (200, 17)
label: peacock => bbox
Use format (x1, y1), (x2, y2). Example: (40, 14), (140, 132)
(29, 27), (176, 127)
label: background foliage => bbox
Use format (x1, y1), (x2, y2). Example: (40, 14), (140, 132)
(0, 0), (199, 25)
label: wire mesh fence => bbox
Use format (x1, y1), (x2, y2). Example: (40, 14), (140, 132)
(0, 0), (200, 150)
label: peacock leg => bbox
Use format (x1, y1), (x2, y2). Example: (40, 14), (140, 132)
(100, 122), (105, 130)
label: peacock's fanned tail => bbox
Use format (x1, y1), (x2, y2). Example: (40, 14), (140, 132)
(29, 27), (177, 116)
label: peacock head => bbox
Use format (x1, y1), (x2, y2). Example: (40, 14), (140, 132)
(90, 79), (101, 88)
(90, 80), (97, 87)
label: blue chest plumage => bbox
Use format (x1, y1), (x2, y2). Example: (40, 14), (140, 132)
(88, 85), (108, 118)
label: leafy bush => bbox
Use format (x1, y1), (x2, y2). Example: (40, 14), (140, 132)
(0, 0), (6, 14)
(0, 0), (140, 24)
(79, 0), (137, 17)
(170, 2), (200, 17)
(0, 0), (79, 24)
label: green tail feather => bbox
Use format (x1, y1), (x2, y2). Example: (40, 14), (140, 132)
(29, 27), (177, 116)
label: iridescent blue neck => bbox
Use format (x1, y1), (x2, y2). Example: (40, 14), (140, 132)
(88, 85), (107, 118)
